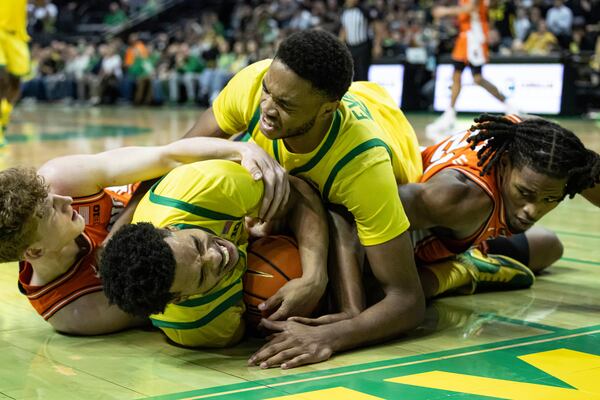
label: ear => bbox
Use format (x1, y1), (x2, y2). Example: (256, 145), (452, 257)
(172, 294), (188, 304)
(24, 246), (44, 260)
(320, 99), (339, 119)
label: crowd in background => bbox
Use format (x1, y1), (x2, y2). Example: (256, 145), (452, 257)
(20, 0), (600, 107)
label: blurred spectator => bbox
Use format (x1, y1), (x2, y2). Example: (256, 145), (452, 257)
(29, 0), (58, 34)
(591, 36), (600, 86)
(98, 44), (123, 104)
(129, 43), (157, 105)
(569, 19), (597, 53)
(546, 0), (573, 46)
(56, 2), (77, 34)
(488, 0), (516, 49)
(513, 7), (531, 42)
(520, 20), (559, 55)
(104, 2), (128, 27)
(169, 43), (204, 104)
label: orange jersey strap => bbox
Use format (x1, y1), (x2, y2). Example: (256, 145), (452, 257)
(19, 232), (103, 320)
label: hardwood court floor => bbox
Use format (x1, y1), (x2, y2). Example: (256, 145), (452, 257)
(0, 104), (599, 399)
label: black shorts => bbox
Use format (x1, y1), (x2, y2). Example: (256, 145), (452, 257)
(452, 60), (483, 76)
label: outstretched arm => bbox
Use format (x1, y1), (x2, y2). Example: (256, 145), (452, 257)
(259, 177), (329, 320)
(39, 137), (289, 221)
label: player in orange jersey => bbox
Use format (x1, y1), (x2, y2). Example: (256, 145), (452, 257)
(0, 137), (287, 335)
(404, 114), (599, 298)
(426, 0), (517, 139)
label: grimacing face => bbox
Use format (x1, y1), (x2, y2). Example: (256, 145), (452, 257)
(499, 159), (567, 234)
(163, 227), (240, 301)
(259, 59), (329, 140)
(28, 193), (86, 257)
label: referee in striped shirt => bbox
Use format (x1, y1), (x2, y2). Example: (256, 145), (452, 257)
(339, 0), (383, 81)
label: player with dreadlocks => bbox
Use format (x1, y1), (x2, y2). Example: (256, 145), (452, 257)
(400, 113), (600, 298)
(304, 114), (600, 323)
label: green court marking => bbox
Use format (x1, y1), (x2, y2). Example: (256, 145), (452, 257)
(5, 124), (151, 143)
(560, 257), (600, 267)
(148, 324), (600, 400)
(479, 312), (568, 333)
(554, 230), (600, 240)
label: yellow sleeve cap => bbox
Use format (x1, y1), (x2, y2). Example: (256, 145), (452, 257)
(332, 160), (410, 246)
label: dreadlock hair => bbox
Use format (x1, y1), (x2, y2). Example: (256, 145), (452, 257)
(99, 222), (176, 317)
(467, 114), (600, 198)
(275, 29), (354, 101)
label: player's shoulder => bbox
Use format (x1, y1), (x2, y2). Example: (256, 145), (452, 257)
(427, 169), (492, 211)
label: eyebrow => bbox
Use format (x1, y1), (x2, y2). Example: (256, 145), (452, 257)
(262, 80), (294, 108)
(192, 236), (205, 256)
(517, 184), (562, 199)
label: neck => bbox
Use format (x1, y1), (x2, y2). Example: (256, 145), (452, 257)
(283, 113), (335, 154)
(28, 239), (82, 286)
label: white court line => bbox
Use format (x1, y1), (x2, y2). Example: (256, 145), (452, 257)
(181, 328), (600, 399)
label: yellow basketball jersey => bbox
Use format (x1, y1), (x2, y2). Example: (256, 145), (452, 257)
(133, 160), (264, 347)
(0, 0), (29, 41)
(213, 59), (423, 246)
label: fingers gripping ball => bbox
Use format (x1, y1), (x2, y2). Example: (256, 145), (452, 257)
(243, 236), (303, 331)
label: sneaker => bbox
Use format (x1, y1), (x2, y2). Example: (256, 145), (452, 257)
(457, 248), (535, 294)
(425, 108), (456, 142)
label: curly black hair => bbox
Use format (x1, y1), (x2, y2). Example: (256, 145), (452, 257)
(468, 114), (600, 198)
(99, 222), (176, 317)
(275, 29), (354, 100)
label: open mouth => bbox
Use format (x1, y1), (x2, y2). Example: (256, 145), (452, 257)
(215, 239), (239, 272)
(260, 114), (279, 133)
(72, 210), (79, 221)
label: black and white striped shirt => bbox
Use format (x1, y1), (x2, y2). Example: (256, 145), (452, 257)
(341, 7), (369, 45)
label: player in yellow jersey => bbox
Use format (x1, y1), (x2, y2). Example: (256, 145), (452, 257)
(0, 0), (30, 145)
(184, 30), (425, 368)
(99, 160), (328, 348)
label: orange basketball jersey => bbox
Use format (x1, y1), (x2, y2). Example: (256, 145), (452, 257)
(413, 124), (516, 264)
(451, 0), (489, 65)
(18, 185), (137, 320)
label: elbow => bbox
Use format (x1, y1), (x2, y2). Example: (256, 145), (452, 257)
(407, 291), (427, 330)
(389, 289), (426, 332)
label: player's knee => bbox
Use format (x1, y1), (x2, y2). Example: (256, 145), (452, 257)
(473, 74), (484, 85)
(527, 228), (563, 273)
(541, 231), (563, 267)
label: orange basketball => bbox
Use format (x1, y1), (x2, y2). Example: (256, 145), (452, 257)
(243, 235), (303, 331)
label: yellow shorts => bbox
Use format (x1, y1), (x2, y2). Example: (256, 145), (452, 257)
(0, 30), (30, 77)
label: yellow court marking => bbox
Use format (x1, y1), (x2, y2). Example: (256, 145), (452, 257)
(387, 349), (600, 399)
(266, 387), (383, 400)
(184, 329), (600, 399)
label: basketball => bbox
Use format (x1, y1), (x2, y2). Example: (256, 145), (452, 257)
(243, 235), (303, 331)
